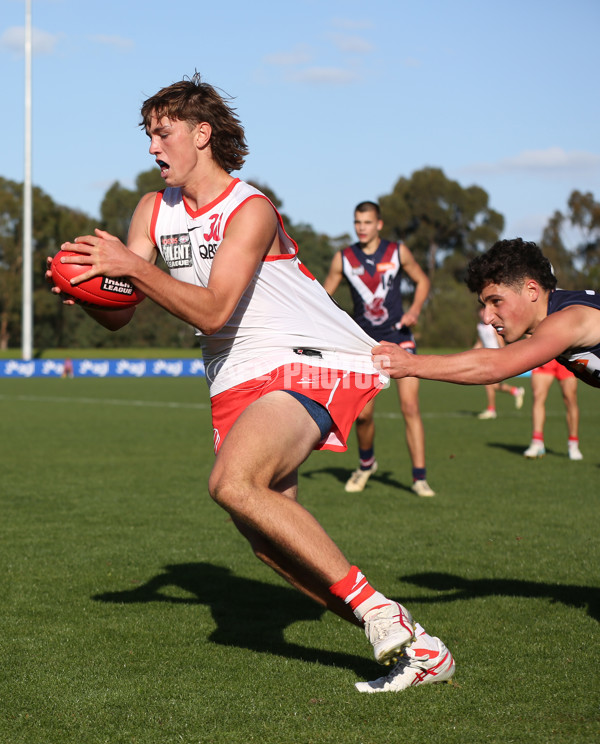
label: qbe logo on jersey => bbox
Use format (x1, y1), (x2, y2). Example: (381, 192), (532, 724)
(161, 233), (192, 268)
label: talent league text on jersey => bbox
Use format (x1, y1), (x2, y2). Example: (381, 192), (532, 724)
(549, 289), (600, 388)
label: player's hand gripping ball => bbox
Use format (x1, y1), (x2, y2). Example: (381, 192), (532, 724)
(50, 250), (145, 309)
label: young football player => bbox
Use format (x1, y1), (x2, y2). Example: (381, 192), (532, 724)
(48, 74), (454, 693)
(372, 239), (600, 391)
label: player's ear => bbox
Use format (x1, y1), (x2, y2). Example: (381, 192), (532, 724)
(195, 122), (212, 149)
(377, 219), (384, 232)
(526, 279), (541, 301)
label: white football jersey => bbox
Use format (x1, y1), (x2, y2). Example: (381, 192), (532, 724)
(150, 179), (384, 395)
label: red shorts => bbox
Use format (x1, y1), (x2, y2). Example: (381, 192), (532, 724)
(210, 363), (384, 454)
(532, 358), (575, 380)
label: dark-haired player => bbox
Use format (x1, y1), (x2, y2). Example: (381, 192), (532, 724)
(372, 238), (600, 390)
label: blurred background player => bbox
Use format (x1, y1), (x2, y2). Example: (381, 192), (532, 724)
(324, 201), (435, 497)
(474, 307), (525, 419)
(61, 358), (74, 378)
(524, 359), (583, 460)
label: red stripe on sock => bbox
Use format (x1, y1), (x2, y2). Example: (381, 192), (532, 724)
(329, 565), (376, 609)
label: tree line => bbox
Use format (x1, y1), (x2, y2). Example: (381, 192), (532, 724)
(0, 168), (598, 353)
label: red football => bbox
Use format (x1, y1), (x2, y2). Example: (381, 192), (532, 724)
(51, 250), (145, 309)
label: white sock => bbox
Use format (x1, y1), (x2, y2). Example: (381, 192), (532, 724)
(353, 591), (392, 623)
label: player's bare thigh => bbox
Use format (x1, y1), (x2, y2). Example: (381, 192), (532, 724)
(395, 376), (420, 413)
(209, 390), (323, 496)
(530, 371), (554, 402)
(356, 395), (376, 425)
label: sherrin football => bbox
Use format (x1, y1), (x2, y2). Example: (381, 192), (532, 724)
(51, 250), (145, 309)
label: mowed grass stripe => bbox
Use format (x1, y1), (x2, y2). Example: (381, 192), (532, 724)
(0, 392), (211, 410)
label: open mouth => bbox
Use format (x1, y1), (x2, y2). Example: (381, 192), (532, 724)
(157, 160), (170, 177)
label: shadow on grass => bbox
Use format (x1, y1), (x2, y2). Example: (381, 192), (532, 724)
(92, 562), (376, 676)
(398, 572), (599, 622)
(487, 442), (531, 456)
(487, 441), (572, 458)
(301, 466), (412, 493)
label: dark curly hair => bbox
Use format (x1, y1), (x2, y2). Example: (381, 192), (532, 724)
(466, 238), (557, 294)
(140, 73), (248, 173)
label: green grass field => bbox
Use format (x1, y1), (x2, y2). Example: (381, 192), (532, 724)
(1, 373), (598, 743)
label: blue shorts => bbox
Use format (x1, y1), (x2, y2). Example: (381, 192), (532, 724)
(283, 390), (334, 439)
(379, 327), (417, 351)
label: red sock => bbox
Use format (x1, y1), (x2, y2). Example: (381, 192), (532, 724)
(329, 565), (376, 610)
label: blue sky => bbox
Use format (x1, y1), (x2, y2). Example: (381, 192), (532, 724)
(2, 0), (599, 246)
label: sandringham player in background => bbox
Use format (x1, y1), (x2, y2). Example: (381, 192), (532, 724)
(324, 201), (435, 497)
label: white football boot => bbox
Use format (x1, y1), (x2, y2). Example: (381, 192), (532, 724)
(568, 442), (583, 460)
(345, 461), (378, 493)
(524, 440), (546, 458)
(356, 635), (455, 693)
(411, 479), (435, 497)
(363, 601), (415, 665)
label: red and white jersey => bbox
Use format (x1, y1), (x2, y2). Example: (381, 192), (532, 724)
(150, 179), (384, 396)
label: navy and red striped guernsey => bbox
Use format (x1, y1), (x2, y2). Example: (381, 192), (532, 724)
(341, 239), (411, 344)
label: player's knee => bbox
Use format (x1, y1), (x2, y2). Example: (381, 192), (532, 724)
(356, 409), (373, 426)
(208, 469), (247, 513)
(400, 399), (420, 419)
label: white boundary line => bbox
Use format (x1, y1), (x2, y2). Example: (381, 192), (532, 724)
(0, 394), (592, 419)
(0, 394), (210, 411)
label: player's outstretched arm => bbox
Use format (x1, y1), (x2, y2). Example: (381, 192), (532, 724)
(372, 310), (585, 385)
(371, 341), (540, 385)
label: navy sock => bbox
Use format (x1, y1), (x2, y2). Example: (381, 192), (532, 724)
(412, 467), (426, 482)
(359, 448), (375, 470)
